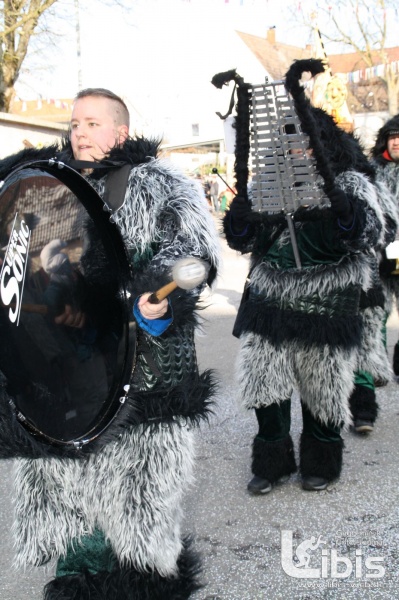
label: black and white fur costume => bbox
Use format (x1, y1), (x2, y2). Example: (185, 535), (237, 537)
(371, 113), (399, 375)
(354, 174), (398, 386)
(371, 114), (399, 310)
(0, 137), (221, 599)
(229, 169), (385, 426)
(348, 116), (399, 424)
(221, 59), (387, 484)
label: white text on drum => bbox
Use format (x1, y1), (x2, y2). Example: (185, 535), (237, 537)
(1, 216), (30, 324)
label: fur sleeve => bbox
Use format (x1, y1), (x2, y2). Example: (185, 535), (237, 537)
(336, 171), (384, 251)
(111, 158), (221, 279)
(374, 178), (399, 248)
(108, 160), (222, 331)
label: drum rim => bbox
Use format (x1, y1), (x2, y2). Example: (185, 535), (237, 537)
(0, 159), (135, 450)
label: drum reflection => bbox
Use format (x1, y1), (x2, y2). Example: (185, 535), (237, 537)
(0, 163), (133, 447)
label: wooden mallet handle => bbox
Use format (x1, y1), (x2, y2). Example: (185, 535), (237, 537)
(147, 257), (209, 305)
(148, 282), (178, 304)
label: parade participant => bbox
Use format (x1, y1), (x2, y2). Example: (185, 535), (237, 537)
(0, 89), (220, 599)
(350, 114), (399, 432)
(220, 59), (387, 493)
(372, 115), (399, 371)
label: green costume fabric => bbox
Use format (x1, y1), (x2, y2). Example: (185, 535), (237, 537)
(56, 529), (117, 577)
(265, 218), (352, 269)
(256, 400), (341, 445)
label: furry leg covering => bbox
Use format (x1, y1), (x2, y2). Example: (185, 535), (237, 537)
(251, 435), (297, 482)
(42, 536), (202, 600)
(349, 384), (379, 423)
(356, 306), (392, 386)
(13, 425), (194, 573)
(237, 333), (356, 427)
(393, 340), (399, 376)
(299, 434), (343, 481)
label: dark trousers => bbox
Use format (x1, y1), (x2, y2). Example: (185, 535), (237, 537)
(255, 400), (342, 444)
(252, 400), (343, 482)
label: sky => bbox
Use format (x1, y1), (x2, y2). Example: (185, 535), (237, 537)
(17, 0), (312, 100)
(15, 0), (313, 140)
(14, 0), (398, 143)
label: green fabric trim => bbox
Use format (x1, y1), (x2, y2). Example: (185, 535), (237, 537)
(56, 529), (118, 577)
(301, 403), (342, 443)
(129, 242), (159, 270)
(255, 400), (291, 442)
(354, 370), (376, 391)
(250, 285), (361, 318)
(265, 219), (347, 269)
(255, 400), (341, 443)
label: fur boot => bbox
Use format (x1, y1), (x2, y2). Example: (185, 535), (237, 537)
(42, 537), (202, 600)
(393, 341), (399, 376)
(251, 435), (297, 483)
(349, 384), (379, 423)
(299, 433), (343, 481)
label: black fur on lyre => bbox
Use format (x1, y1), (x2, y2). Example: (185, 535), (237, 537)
(211, 69), (251, 200)
(284, 59), (335, 192)
(284, 58), (375, 185)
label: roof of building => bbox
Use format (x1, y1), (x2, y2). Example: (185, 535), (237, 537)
(235, 29), (312, 81)
(236, 28), (398, 114)
(0, 111), (68, 132)
(10, 98), (73, 124)
(328, 47), (399, 73)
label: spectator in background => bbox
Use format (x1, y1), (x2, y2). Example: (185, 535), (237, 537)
(209, 174), (219, 213)
(349, 114), (399, 434)
(219, 184), (236, 215)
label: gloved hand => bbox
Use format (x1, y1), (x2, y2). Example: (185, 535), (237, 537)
(327, 187), (353, 225)
(228, 195), (253, 227)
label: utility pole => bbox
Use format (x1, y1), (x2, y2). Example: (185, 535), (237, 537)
(74, 0), (83, 90)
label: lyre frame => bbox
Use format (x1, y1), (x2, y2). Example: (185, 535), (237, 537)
(249, 79), (328, 215)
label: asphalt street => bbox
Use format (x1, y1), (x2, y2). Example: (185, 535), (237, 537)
(0, 223), (398, 600)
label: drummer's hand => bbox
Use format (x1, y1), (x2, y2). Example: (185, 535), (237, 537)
(54, 304), (86, 328)
(138, 293), (168, 319)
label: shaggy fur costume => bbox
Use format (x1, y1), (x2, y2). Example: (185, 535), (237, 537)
(251, 435), (297, 482)
(394, 341), (399, 376)
(0, 136), (221, 598)
(355, 173), (399, 385)
(221, 59), (385, 484)
(348, 117), (399, 425)
(228, 171), (384, 428)
(299, 434), (343, 481)
(349, 384), (379, 424)
(43, 537), (202, 600)
(224, 62), (385, 429)
(371, 117), (399, 313)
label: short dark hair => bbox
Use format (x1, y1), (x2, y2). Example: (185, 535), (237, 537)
(74, 88), (130, 128)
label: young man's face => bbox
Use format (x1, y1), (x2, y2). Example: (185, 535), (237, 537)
(70, 96), (128, 161)
(387, 134), (399, 163)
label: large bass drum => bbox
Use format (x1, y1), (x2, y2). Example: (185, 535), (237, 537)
(0, 160), (135, 451)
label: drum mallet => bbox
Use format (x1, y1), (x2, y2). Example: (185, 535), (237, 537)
(148, 257), (209, 304)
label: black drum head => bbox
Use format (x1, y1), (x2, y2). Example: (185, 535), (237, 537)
(0, 161), (135, 449)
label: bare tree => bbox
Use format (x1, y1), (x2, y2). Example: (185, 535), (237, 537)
(294, 0), (399, 115)
(0, 0), (60, 112)
(0, 0), (135, 113)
